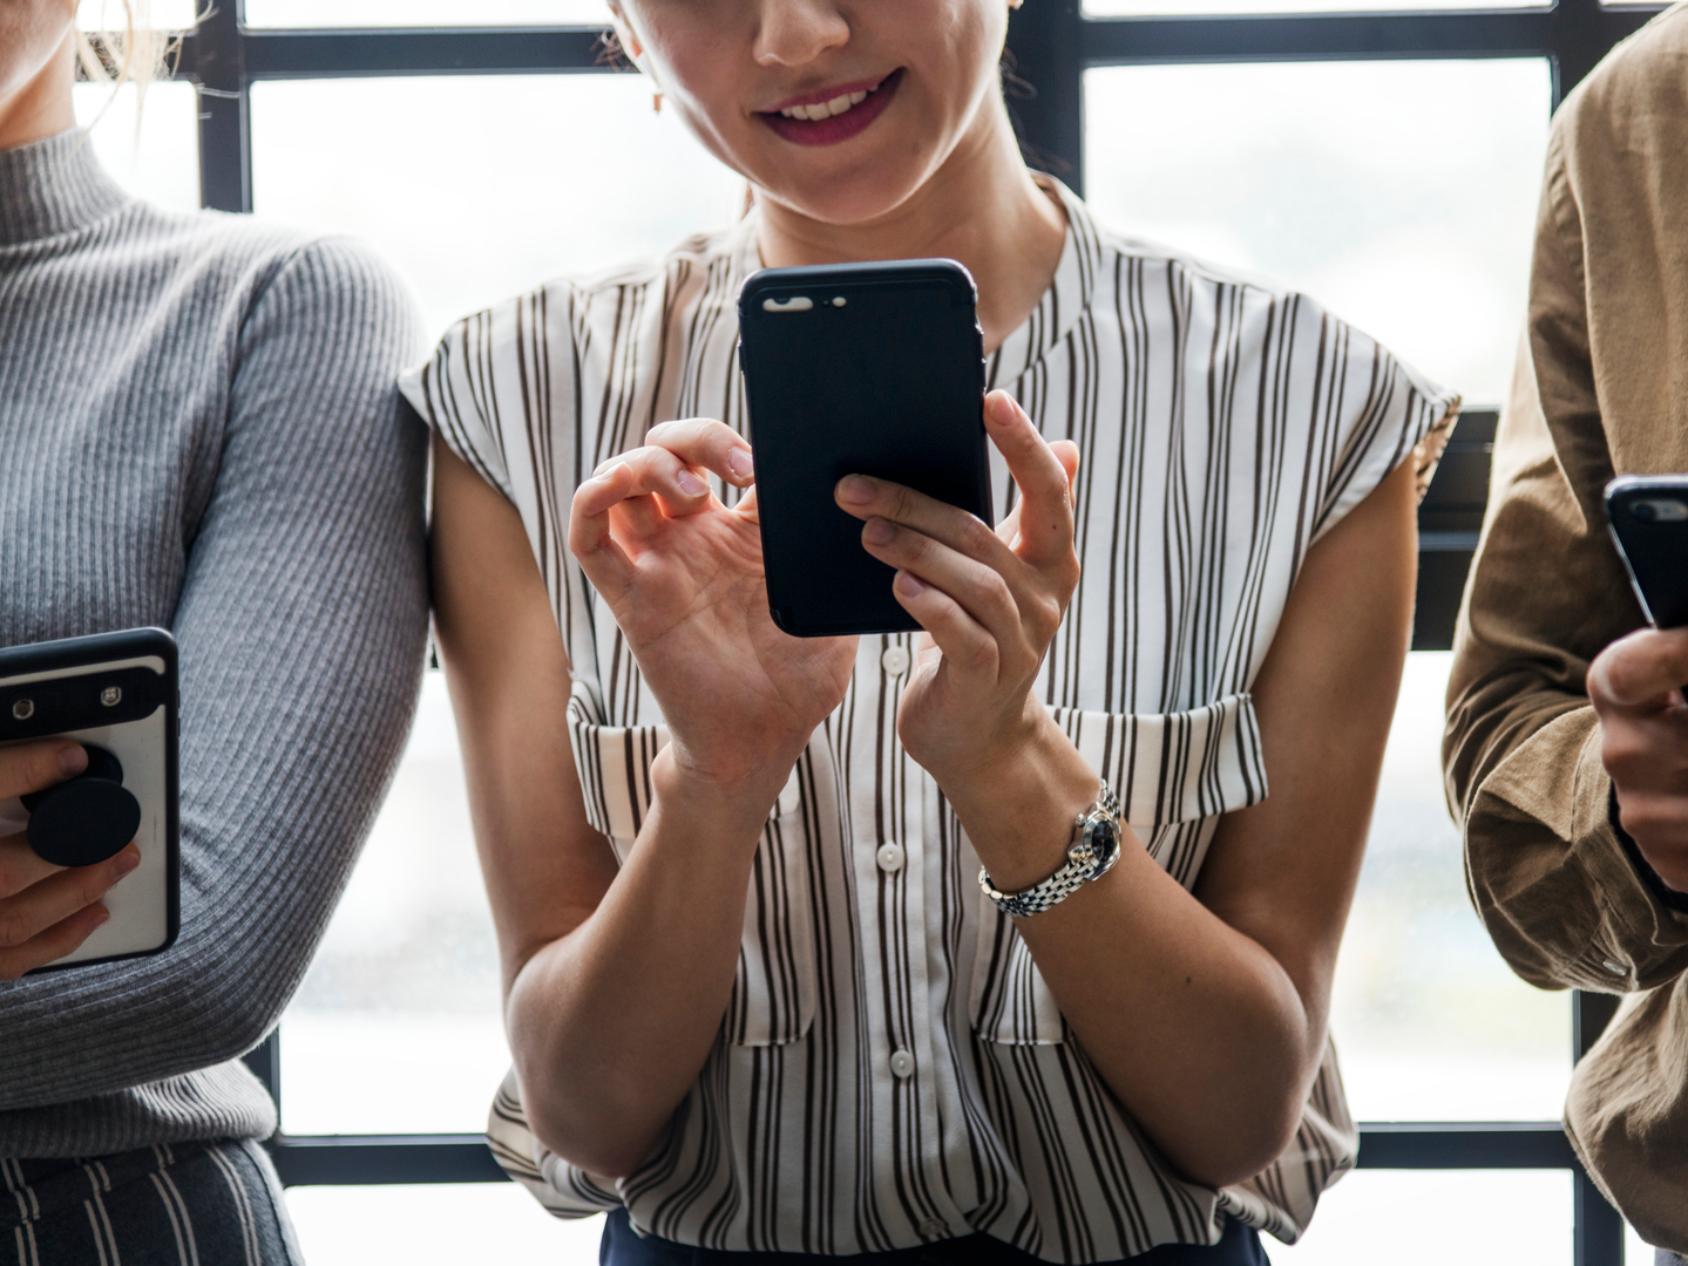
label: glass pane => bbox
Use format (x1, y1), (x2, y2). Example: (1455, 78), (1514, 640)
(75, 80), (198, 213)
(1269, 1170), (1571, 1263)
(1083, 59), (1551, 406)
(288, 1184), (602, 1263)
(1629, 1222), (1663, 1265)
(1333, 653), (1569, 1121)
(251, 76), (748, 342)
(280, 674), (512, 1135)
(245, 0), (608, 26)
(78, 0), (199, 30)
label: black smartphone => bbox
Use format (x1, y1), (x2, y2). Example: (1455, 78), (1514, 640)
(0, 628), (180, 971)
(1607, 476), (1688, 629)
(737, 259), (993, 637)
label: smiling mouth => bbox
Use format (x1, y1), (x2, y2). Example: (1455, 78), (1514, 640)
(757, 69), (905, 148)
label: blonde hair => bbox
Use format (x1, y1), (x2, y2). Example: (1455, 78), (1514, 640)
(74, 1), (174, 100)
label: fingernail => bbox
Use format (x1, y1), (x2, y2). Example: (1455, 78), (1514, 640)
(91, 906), (110, 926)
(838, 475), (874, 505)
(59, 745), (88, 777)
(984, 393), (1016, 427)
(895, 571), (926, 596)
(676, 469), (707, 496)
(863, 518), (895, 545)
(116, 847), (141, 874)
(728, 448), (754, 479)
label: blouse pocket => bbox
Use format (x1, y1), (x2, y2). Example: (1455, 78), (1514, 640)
(969, 692), (1269, 1045)
(569, 719), (815, 1047)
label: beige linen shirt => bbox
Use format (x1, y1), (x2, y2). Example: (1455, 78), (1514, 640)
(1445, 3), (1688, 1250)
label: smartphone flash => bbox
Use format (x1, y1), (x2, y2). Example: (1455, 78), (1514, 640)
(832, 296), (847, 308)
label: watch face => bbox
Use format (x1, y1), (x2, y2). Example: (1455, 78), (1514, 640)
(1084, 816), (1121, 873)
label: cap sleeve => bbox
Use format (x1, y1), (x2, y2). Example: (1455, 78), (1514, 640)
(399, 307), (519, 502)
(1309, 318), (1462, 546)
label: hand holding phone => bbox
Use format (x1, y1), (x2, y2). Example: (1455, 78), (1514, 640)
(0, 628), (178, 975)
(836, 390), (1081, 786)
(1593, 477), (1688, 893)
(0, 740), (142, 979)
(737, 259), (995, 637)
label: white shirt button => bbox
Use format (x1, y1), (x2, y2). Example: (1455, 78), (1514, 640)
(881, 645), (911, 676)
(875, 842), (905, 873)
(889, 1049), (916, 1079)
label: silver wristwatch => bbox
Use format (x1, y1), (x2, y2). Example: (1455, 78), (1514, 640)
(978, 781), (1124, 919)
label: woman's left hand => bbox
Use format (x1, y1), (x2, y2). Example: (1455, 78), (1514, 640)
(834, 390), (1081, 788)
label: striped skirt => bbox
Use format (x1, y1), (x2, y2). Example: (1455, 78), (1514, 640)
(2, 1140), (301, 1266)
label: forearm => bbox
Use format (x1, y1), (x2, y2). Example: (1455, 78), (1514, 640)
(948, 717), (1314, 1188)
(507, 747), (791, 1178)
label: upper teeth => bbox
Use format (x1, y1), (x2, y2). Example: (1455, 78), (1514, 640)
(780, 89), (871, 121)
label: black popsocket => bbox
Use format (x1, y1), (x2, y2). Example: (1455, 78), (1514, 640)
(20, 745), (141, 868)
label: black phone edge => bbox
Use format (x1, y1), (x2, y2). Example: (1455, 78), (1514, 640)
(738, 260), (990, 638)
(1605, 476), (1684, 630)
(738, 257), (980, 317)
(0, 628), (182, 970)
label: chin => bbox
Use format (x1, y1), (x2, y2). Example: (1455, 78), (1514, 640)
(756, 151), (938, 232)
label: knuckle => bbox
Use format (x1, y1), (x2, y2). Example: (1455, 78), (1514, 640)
(1032, 593), (1065, 641)
(959, 514), (996, 557)
(1059, 552), (1082, 592)
(1602, 729), (1647, 781)
(1618, 796), (1675, 844)
(0, 911), (27, 951)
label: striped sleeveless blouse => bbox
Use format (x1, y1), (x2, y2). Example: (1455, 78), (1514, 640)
(400, 178), (1460, 1262)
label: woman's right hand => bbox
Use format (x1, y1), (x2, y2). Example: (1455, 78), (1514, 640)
(0, 740), (140, 981)
(569, 419), (857, 790)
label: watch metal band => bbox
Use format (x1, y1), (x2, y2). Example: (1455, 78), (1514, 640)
(978, 780), (1123, 919)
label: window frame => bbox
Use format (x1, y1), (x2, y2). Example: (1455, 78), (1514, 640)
(146, 2), (1665, 1260)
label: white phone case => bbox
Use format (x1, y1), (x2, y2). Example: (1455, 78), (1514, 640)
(0, 631), (179, 970)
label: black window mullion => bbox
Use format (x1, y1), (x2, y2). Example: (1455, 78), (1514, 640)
(192, 0), (251, 213)
(1007, 0), (1087, 194)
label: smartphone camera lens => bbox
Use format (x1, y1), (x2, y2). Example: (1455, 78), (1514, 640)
(100, 686), (122, 708)
(11, 698), (34, 721)
(1633, 500), (1688, 523)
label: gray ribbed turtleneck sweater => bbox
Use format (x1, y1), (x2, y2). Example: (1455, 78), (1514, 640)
(0, 128), (428, 1157)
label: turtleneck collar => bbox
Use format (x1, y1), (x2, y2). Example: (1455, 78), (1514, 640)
(0, 128), (130, 247)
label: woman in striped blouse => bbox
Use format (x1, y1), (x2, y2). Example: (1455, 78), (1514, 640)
(406, 2), (1459, 1262)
